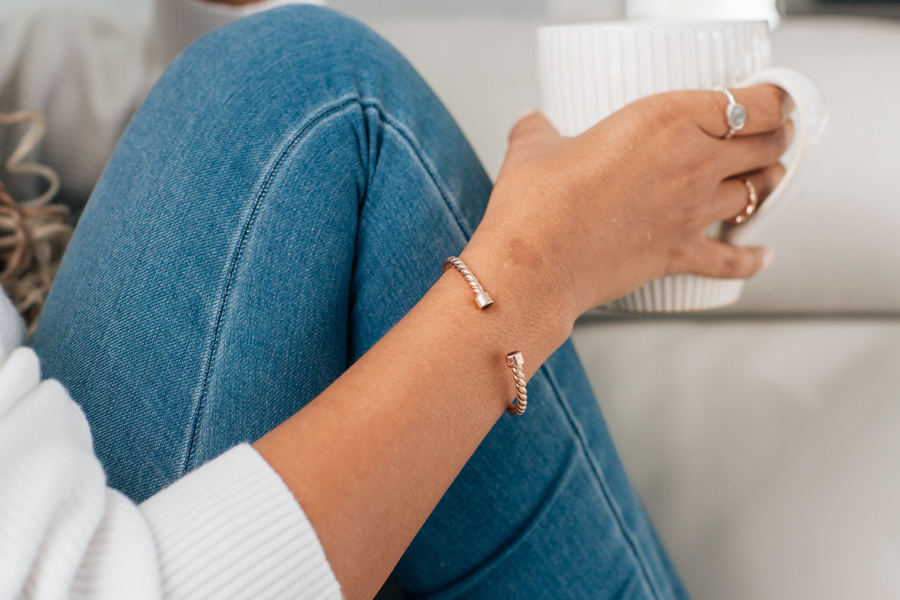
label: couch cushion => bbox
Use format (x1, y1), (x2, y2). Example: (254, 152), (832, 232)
(572, 316), (900, 600)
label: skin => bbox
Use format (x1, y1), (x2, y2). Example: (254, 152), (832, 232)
(251, 84), (795, 600)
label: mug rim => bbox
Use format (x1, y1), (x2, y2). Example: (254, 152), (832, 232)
(538, 19), (770, 34)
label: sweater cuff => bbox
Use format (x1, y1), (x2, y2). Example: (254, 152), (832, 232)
(150, 0), (321, 73)
(140, 444), (341, 599)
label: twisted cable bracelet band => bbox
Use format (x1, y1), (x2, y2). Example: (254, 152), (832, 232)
(443, 256), (527, 416)
(442, 256), (494, 310)
(505, 351), (527, 416)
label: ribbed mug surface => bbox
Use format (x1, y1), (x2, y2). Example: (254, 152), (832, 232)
(538, 21), (771, 312)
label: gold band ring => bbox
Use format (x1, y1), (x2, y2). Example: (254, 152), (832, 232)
(727, 177), (759, 225)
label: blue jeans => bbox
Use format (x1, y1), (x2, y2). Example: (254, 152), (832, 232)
(32, 6), (687, 599)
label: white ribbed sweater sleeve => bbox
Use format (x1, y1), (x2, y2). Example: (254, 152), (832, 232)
(0, 278), (339, 598)
(0, 0), (316, 201)
(0, 344), (342, 599)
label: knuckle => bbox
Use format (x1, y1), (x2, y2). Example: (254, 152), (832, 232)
(689, 90), (724, 133)
(667, 156), (706, 193)
(774, 86), (792, 119)
(703, 90), (724, 116)
(646, 96), (680, 129)
(765, 162), (787, 190)
(719, 254), (741, 278)
(665, 244), (692, 275)
(636, 92), (720, 183)
(770, 125), (791, 154)
(648, 92), (699, 134)
(769, 161), (788, 179)
(759, 85), (788, 126)
(784, 119), (796, 145)
(686, 155), (717, 183)
(712, 246), (753, 279)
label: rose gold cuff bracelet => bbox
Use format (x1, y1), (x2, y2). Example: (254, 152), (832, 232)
(443, 256), (527, 416)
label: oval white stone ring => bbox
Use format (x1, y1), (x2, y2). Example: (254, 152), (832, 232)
(715, 87), (747, 139)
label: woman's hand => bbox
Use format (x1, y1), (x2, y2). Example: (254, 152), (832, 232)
(466, 84), (793, 323)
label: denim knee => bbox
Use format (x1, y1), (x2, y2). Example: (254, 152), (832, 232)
(162, 4), (410, 107)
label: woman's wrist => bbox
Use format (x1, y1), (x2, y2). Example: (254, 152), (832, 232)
(458, 228), (577, 378)
(255, 243), (574, 597)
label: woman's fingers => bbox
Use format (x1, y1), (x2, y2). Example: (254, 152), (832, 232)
(682, 238), (773, 279)
(718, 119), (794, 177)
(691, 84), (794, 138)
(708, 162), (786, 223)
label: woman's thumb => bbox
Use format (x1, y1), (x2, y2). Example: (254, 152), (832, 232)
(508, 110), (558, 144)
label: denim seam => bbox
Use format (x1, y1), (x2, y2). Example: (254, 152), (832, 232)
(184, 94), (366, 471)
(542, 362), (664, 599)
(184, 93), (474, 471)
(372, 108), (475, 238)
(406, 360), (663, 600)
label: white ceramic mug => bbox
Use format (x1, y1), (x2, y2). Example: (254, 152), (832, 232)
(537, 21), (828, 312)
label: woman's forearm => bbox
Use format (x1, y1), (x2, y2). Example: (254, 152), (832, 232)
(254, 235), (574, 600)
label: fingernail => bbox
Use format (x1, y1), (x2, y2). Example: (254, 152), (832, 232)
(761, 248), (775, 270)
